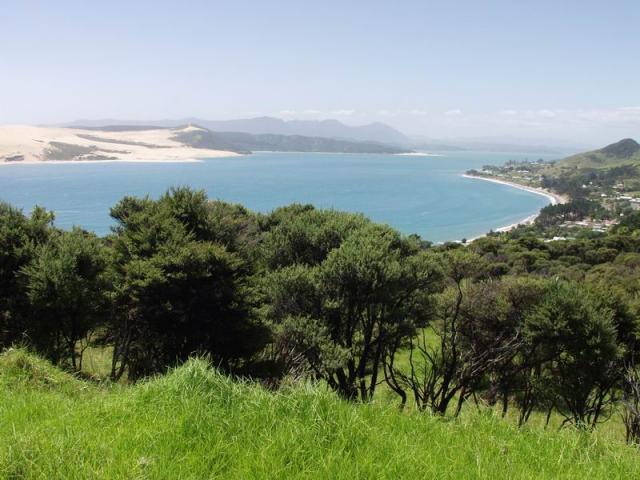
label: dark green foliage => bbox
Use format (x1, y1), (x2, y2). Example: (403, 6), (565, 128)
(21, 228), (110, 370)
(258, 205), (368, 268)
(260, 208), (442, 400)
(0, 202), (54, 348)
(535, 198), (607, 227)
(615, 211), (640, 234)
(524, 282), (623, 428)
(108, 187), (269, 381)
(0, 206), (109, 371)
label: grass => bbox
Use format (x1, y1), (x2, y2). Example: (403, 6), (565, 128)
(79, 342), (114, 380)
(1, 348), (640, 479)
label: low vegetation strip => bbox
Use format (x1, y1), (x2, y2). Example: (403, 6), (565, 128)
(75, 134), (171, 149)
(1, 349), (639, 479)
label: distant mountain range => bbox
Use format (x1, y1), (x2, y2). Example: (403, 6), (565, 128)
(64, 117), (411, 147)
(62, 117), (593, 155)
(559, 138), (640, 168)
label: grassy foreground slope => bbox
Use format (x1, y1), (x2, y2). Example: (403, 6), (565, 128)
(1, 350), (639, 479)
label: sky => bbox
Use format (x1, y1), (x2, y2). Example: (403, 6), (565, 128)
(1, 0), (639, 146)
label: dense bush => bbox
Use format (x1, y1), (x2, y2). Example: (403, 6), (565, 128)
(2, 188), (640, 442)
(107, 188), (269, 381)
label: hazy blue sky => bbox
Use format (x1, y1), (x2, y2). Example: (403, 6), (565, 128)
(1, 0), (638, 144)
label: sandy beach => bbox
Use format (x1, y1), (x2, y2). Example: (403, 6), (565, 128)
(462, 174), (567, 205)
(462, 173), (568, 241)
(394, 152), (444, 157)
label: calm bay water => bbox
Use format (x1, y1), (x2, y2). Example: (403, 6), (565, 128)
(0, 151), (555, 243)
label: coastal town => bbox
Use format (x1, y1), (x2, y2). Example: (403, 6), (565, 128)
(464, 139), (640, 240)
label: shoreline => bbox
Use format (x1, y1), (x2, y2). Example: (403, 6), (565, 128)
(0, 159), (203, 166)
(462, 173), (568, 242)
(394, 152), (444, 157)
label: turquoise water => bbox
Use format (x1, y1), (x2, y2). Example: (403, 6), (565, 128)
(0, 151), (554, 243)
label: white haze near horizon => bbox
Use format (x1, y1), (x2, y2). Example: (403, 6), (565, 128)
(1, 1), (639, 146)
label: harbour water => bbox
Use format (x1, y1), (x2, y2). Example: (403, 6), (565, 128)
(0, 151), (555, 243)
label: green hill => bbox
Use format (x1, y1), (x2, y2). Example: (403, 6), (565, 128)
(559, 138), (640, 168)
(1, 349), (639, 479)
(172, 126), (411, 154)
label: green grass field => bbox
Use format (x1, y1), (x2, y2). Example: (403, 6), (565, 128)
(1, 348), (639, 479)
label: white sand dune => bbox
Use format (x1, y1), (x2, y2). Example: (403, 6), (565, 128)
(0, 125), (240, 164)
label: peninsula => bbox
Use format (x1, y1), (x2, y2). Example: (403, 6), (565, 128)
(0, 125), (240, 163)
(0, 123), (411, 164)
